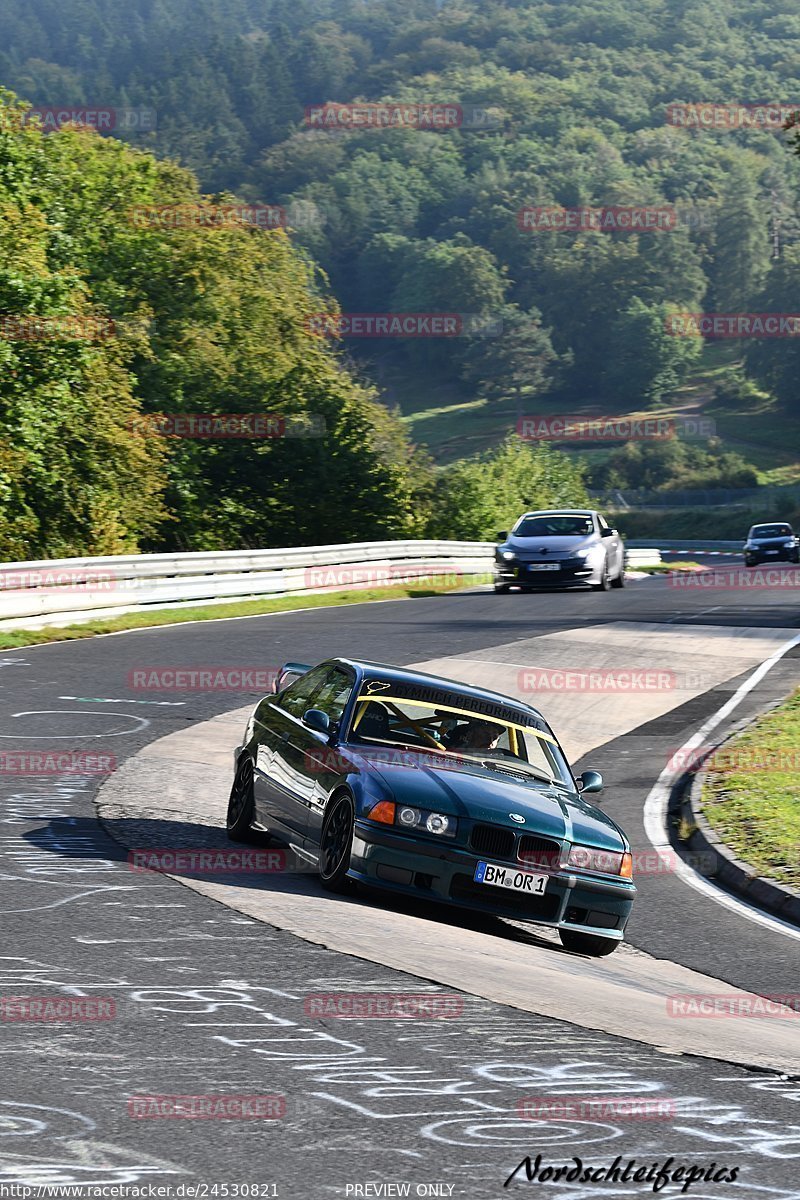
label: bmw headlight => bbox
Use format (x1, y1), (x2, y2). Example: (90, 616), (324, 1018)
(391, 804), (456, 837)
(425, 812), (451, 835)
(568, 844), (632, 877)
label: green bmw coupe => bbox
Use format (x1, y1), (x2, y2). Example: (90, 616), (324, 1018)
(227, 658), (636, 956)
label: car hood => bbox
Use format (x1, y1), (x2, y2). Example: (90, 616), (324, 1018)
(505, 534), (597, 555)
(344, 749), (625, 850)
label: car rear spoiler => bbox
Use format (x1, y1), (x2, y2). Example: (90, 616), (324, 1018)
(271, 662), (312, 693)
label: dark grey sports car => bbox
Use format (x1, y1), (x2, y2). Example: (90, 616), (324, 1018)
(743, 522), (799, 567)
(494, 509), (625, 592)
(227, 658), (636, 956)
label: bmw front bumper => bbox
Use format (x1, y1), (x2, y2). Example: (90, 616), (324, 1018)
(350, 820), (636, 939)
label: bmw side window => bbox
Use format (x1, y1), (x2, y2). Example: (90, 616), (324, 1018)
(278, 667), (328, 717)
(312, 669), (353, 725)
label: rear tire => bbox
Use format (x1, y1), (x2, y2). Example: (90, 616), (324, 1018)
(226, 756), (260, 843)
(559, 929), (619, 957)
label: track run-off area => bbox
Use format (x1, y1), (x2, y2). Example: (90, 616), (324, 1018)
(1, 557), (799, 1198)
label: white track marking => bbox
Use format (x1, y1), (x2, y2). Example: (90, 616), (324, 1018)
(0, 710), (149, 737)
(643, 630), (800, 941)
(59, 695), (186, 707)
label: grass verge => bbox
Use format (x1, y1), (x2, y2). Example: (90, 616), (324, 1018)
(701, 688), (800, 889)
(0, 576), (484, 651)
(628, 561), (704, 574)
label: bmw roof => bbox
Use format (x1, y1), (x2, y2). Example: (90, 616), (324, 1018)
(332, 658), (550, 728)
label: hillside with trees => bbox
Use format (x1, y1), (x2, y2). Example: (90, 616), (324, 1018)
(0, 87), (431, 556)
(2, 0), (800, 553)
(2, 0), (799, 418)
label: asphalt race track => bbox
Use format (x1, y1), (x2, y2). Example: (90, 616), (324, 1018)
(1, 559), (799, 1198)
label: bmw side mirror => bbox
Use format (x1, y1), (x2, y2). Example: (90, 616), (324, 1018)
(497, 531), (508, 541)
(600, 527), (613, 538)
(577, 769), (603, 795)
(303, 708), (331, 735)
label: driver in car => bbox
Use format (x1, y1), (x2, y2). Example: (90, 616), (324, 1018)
(446, 719), (502, 752)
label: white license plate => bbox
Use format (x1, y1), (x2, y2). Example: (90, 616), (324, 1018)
(474, 861), (548, 894)
(528, 563), (560, 572)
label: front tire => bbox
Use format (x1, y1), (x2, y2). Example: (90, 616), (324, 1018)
(591, 558), (611, 591)
(494, 582), (510, 594)
(319, 792), (355, 893)
(610, 563), (625, 588)
(226, 756), (260, 843)
(559, 929), (619, 957)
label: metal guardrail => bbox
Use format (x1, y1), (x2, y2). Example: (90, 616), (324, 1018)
(625, 548), (662, 567)
(626, 539), (741, 551)
(0, 540), (664, 630)
(0, 541), (496, 629)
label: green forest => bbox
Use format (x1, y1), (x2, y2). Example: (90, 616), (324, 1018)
(1, 0), (800, 555)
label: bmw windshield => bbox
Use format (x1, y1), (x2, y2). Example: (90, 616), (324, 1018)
(347, 687), (574, 789)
